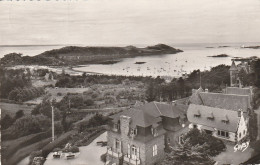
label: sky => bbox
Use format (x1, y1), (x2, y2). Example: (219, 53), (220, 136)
(0, 0), (260, 46)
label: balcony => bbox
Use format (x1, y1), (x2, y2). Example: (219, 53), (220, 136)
(123, 155), (141, 165)
(107, 148), (122, 158)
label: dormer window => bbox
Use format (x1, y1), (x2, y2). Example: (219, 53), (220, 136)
(194, 114), (201, 118)
(194, 110), (201, 118)
(113, 122), (120, 132)
(130, 128), (137, 137)
(221, 120), (229, 124)
(207, 112), (214, 121)
(221, 115), (229, 124)
(151, 127), (158, 137)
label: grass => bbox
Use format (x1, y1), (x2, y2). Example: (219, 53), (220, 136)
(0, 102), (35, 117)
(46, 87), (89, 102)
(5, 138), (51, 165)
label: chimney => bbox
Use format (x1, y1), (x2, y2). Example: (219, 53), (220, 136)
(172, 100), (176, 106)
(205, 89), (208, 93)
(237, 110), (243, 117)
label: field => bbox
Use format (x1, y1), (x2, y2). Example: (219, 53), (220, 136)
(0, 102), (35, 117)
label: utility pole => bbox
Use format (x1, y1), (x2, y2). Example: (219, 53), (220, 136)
(51, 105), (55, 142)
(200, 70), (202, 88)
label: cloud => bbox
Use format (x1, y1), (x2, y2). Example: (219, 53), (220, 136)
(0, 0), (260, 45)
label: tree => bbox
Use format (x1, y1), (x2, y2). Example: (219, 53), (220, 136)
(12, 115), (51, 137)
(1, 114), (14, 130)
(145, 82), (156, 102)
(162, 140), (215, 165)
(183, 128), (226, 157)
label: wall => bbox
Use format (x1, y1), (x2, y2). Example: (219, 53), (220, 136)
(143, 135), (165, 165)
(237, 115), (247, 142)
(195, 123), (237, 142)
(107, 115), (167, 165)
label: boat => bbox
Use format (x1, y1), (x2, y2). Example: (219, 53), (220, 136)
(66, 152), (75, 159)
(53, 152), (61, 158)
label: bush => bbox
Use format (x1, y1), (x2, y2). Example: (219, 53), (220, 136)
(15, 110), (24, 120)
(29, 150), (43, 165)
(10, 115), (51, 137)
(1, 114), (14, 130)
(84, 99), (94, 106)
(70, 146), (79, 153)
(183, 128), (226, 157)
(100, 153), (107, 162)
(57, 92), (62, 96)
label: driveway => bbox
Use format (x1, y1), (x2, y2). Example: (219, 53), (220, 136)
(214, 143), (253, 165)
(44, 132), (107, 165)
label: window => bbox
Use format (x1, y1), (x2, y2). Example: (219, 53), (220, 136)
(221, 120), (229, 124)
(115, 139), (120, 149)
(152, 145), (158, 156)
(151, 128), (158, 137)
(207, 117), (214, 121)
(239, 133), (241, 138)
(243, 130), (246, 135)
(113, 123), (119, 132)
(194, 114), (201, 118)
(217, 130), (229, 138)
(130, 128), (137, 136)
(131, 145), (139, 160)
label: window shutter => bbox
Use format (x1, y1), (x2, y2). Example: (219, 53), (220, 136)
(152, 145), (154, 156)
(114, 139), (116, 149)
(137, 147), (140, 159)
(127, 144), (130, 157)
(119, 141), (121, 152)
(155, 145), (157, 155)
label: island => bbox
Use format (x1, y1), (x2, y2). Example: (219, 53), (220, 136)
(207, 54), (229, 58)
(243, 46), (260, 49)
(0, 44), (183, 66)
(135, 62), (146, 64)
(218, 46), (230, 48)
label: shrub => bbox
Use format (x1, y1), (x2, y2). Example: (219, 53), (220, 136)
(183, 128), (226, 157)
(15, 110), (24, 120)
(69, 146), (79, 153)
(100, 153), (107, 162)
(29, 150), (43, 165)
(57, 92), (62, 96)
(1, 114), (14, 130)
(84, 99), (94, 106)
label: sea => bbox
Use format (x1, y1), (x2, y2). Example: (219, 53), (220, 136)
(1, 43), (260, 78)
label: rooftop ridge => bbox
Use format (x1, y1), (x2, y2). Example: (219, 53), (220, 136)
(200, 92), (250, 97)
(153, 102), (162, 116)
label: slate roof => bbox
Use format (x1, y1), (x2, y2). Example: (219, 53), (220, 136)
(190, 90), (250, 112)
(187, 104), (240, 132)
(110, 101), (188, 128)
(229, 61), (238, 71)
(226, 87), (252, 96)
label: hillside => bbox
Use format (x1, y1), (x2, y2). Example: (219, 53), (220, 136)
(0, 44), (183, 66)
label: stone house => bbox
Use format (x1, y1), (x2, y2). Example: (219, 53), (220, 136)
(187, 104), (248, 142)
(187, 80), (252, 143)
(230, 60), (251, 87)
(106, 101), (188, 165)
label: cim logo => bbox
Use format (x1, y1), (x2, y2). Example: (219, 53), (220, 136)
(234, 141), (250, 152)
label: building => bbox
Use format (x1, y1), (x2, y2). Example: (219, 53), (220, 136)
(230, 60), (251, 87)
(187, 104), (247, 142)
(106, 102), (188, 165)
(187, 61), (253, 143)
